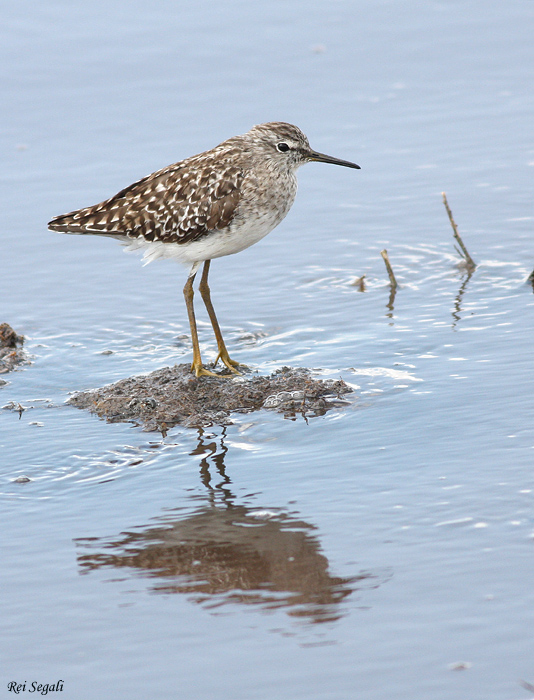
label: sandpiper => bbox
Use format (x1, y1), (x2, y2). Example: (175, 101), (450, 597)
(49, 122), (360, 377)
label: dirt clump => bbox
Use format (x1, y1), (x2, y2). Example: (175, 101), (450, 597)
(68, 365), (353, 431)
(0, 323), (26, 374)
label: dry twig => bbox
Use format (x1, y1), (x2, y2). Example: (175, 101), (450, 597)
(442, 192), (476, 269)
(380, 249), (398, 289)
(350, 274), (366, 292)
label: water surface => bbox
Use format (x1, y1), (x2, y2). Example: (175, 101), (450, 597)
(2, 1), (534, 699)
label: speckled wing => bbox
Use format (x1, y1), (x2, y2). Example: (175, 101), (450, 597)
(48, 152), (244, 245)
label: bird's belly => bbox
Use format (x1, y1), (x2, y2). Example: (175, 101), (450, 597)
(125, 206), (289, 266)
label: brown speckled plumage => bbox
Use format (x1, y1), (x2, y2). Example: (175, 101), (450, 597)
(49, 148), (244, 245)
(48, 122), (360, 376)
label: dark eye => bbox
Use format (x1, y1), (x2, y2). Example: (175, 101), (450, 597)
(277, 142), (290, 152)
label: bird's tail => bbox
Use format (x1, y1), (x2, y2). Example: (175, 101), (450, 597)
(48, 210), (85, 233)
(48, 204), (118, 235)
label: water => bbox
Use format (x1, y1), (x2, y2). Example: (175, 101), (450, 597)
(2, 1), (534, 698)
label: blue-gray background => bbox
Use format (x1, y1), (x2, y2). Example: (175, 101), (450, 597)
(1, 1), (534, 699)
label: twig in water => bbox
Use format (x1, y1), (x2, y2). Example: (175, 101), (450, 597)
(350, 274), (366, 291)
(380, 249), (398, 289)
(442, 192), (476, 269)
(520, 680), (534, 695)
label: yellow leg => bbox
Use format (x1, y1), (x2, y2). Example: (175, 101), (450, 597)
(198, 260), (243, 374)
(183, 263), (219, 378)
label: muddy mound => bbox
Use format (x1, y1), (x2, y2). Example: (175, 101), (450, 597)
(68, 365), (353, 431)
(0, 323), (25, 374)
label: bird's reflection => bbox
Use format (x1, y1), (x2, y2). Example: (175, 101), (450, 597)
(190, 427), (232, 495)
(75, 430), (386, 623)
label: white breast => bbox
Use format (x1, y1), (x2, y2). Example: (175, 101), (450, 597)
(123, 169), (298, 267)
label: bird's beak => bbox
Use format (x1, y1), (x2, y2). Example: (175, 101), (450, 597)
(308, 150), (361, 170)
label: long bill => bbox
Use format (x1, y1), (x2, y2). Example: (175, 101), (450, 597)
(308, 150), (361, 170)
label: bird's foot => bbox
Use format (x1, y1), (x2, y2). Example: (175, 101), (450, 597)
(190, 361), (223, 378)
(214, 350), (244, 375)
(191, 360), (238, 378)
(195, 367), (221, 378)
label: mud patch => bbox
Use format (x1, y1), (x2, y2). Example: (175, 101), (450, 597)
(0, 323), (26, 374)
(67, 365), (353, 431)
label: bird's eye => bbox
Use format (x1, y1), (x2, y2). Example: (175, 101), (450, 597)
(277, 142), (290, 153)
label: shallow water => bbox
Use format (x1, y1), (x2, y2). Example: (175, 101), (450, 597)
(2, 1), (534, 698)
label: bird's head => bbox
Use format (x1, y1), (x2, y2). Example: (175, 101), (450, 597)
(247, 122), (360, 172)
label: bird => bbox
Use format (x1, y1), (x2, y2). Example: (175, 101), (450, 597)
(48, 122), (360, 377)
